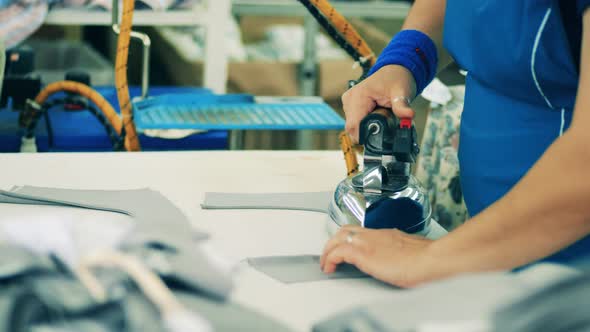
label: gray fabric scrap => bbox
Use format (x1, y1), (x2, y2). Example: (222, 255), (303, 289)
(0, 186), (232, 300)
(247, 255), (368, 284)
(201, 192), (332, 213)
(0, 192), (58, 207)
(5, 186), (208, 244)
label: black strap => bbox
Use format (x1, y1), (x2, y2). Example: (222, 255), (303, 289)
(559, 0), (583, 73)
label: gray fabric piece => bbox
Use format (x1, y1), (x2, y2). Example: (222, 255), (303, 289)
(0, 192), (58, 206)
(248, 255), (368, 283)
(5, 186), (208, 244)
(202, 192), (332, 213)
(0, 186), (233, 300)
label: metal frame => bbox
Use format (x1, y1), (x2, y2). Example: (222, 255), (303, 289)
(45, 8), (210, 26)
(204, 0), (231, 94)
(296, 15), (319, 149)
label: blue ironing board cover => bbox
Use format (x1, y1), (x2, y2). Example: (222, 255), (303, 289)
(133, 94), (345, 130)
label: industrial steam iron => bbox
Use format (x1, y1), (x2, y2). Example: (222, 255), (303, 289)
(327, 108), (432, 235)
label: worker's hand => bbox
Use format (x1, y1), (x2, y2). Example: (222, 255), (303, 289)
(320, 225), (433, 288)
(342, 65), (417, 143)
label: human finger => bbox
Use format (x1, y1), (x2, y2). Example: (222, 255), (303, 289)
(342, 90), (377, 143)
(320, 226), (367, 268)
(322, 244), (365, 274)
(390, 96), (415, 119)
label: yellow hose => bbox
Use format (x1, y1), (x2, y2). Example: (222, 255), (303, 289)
(305, 0), (376, 67)
(301, 0), (374, 175)
(115, 0), (141, 151)
(339, 131), (359, 176)
(34, 81), (123, 134)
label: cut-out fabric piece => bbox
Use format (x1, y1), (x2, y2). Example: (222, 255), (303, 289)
(247, 255), (368, 284)
(313, 264), (580, 332)
(0, 186), (233, 300)
(5, 186), (209, 244)
(0, 193), (57, 206)
(248, 222), (446, 284)
(201, 192), (332, 213)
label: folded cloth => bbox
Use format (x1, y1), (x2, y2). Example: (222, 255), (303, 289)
(0, 0), (48, 49)
(0, 186), (234, 300)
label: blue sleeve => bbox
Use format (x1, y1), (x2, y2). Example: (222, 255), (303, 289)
(368, 30), (438, 96)
(578, 0), (590, 16)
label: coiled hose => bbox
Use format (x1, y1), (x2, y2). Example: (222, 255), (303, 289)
(25, 81), (126, 151)
(34, 81), (123, 133)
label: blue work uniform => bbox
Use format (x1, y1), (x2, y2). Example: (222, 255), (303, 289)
(444, 1), (590, 262)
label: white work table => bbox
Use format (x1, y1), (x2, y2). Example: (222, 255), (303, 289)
(0, 151), (578, 331)
(0, 151), (397, 331)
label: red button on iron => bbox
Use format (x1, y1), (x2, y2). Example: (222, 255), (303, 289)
(400, 118), (412, 129)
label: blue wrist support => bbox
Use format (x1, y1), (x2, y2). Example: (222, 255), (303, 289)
(368, 29), (438, 96)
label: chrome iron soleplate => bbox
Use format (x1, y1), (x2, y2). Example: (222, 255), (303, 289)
(326, 189), (433, 237)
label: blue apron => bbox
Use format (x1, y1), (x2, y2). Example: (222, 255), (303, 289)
(444, 0), (590, 263)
